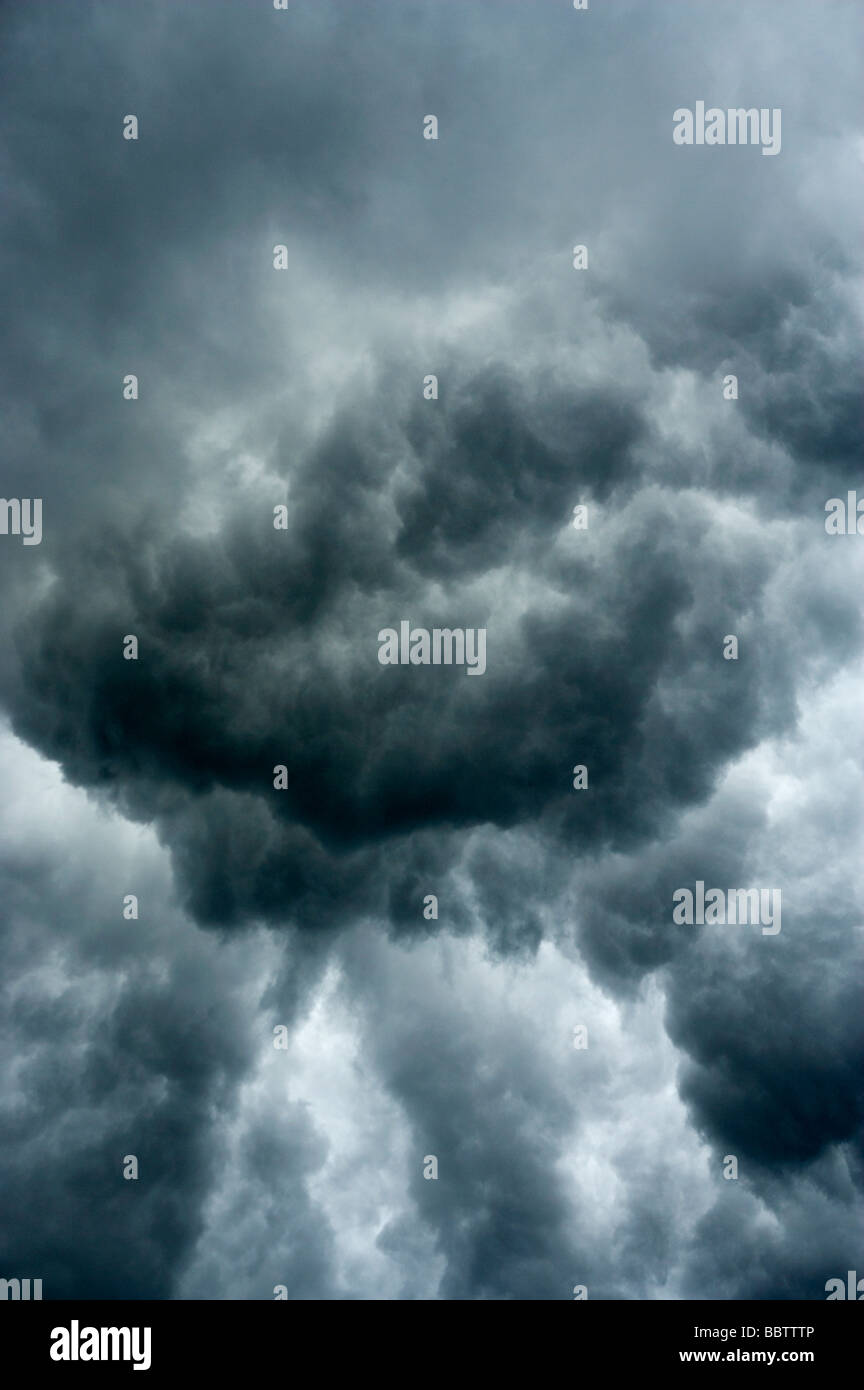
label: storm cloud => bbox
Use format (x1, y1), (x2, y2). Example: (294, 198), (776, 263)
(0, 0), (861, 1300)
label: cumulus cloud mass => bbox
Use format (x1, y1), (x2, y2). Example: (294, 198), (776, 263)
(0, 0), (861, 1300)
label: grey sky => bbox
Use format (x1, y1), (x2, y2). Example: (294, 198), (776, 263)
(0, 0), (861, 1299)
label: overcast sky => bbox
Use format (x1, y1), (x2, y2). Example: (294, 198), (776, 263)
(0, 0), (862, 1300)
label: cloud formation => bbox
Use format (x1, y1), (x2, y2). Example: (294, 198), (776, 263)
(0, 0), (861, 1299)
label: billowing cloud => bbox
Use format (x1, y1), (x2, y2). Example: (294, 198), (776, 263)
(0, 0), (861, 1300)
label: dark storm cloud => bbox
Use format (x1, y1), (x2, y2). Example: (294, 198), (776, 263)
(0, 742), (346, 1299)
(565, 757), (864, 1298)
(396, 370), (644, 578)
(4, 376), (817, 941)
(667, 921), (864, 1171)
(338, 928), (626, 1301)
(681, 1147), (864, 1302)
(371, 1025), (583, 1301)
(1, 0), (861, 1301)
(0, 795), (253, 1297)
